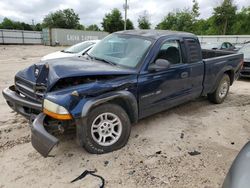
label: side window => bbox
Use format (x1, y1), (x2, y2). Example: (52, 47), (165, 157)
(156, 40), (182, 65)
(184, 38), (202, 63)
(221, 43), (227, 49)
(227, 42), (232, 48)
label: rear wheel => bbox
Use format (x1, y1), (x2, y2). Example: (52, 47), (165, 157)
(208, 74), (230, 104)
(80, 103), (131, 154)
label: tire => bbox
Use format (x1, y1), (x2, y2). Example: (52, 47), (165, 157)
(80, 103), (131, 154)
(208, 74), (230, 104)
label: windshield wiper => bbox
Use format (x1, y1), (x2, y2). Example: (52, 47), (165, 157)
(94, 57), (116, 66)
(85, 52), (93, 59)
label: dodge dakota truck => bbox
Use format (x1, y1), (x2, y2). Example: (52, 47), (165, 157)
(2, 30), (243, 157)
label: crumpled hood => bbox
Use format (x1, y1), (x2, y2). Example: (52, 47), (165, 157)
(15, 57), (137, 90)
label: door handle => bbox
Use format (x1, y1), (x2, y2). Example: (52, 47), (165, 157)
(180, 72), (189, 78)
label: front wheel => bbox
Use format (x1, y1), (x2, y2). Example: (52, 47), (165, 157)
(80, 103), (131, 154)
(208, 74), (230, 104)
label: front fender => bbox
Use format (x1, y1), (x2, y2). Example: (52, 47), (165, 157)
(74, 90), (138, 147)
(81, 90), (138, 123)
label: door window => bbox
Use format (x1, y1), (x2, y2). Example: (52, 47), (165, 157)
(156, 40), (182, 65)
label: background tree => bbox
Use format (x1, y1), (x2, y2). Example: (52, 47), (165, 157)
(0, 18), (15, 29)
(191, 0), (200, 19)
(138, 11), (151, 29)
(231, 7), (250, 34)
(101, 8), (124, 33)
(155, 11), (194, 32)
(86, 24), (100, 31)
(34, 23), (43, 31)
(156, 0), (199, 33)
(0, 17), (34, 30)
(42, 8), (81, 29)
(213, 0), (237, 35)
(126, 19), (134, 30)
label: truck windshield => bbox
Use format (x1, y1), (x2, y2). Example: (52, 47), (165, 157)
(88, 34), (152, 68)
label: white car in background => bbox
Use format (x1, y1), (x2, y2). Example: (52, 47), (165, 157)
(41, 40), (100, 61)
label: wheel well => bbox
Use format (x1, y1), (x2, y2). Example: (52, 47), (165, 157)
(224, 70), (234, 85)
(108, 98), (137, 124)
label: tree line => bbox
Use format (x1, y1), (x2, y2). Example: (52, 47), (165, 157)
(0, 0), (249, 35)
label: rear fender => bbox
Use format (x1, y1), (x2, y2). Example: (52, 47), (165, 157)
(209, 66), (234, 94)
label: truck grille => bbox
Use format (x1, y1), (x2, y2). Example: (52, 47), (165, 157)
(15, 77), (47, 103)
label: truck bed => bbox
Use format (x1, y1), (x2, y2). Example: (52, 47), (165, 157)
(202, 49), (243, 95)
(202, 49), (235, 59)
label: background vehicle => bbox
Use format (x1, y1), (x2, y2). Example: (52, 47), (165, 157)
(223, 141), (250, 188)
(41, 40), (99, 61)
(2, 30), (243, 157)
(238, 43), (250, 78)
(201, 42), (236, 51)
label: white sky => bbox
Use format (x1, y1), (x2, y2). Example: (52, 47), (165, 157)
(0, 0), (249, 28)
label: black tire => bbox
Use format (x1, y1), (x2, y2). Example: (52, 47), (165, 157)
(208, 74), (230, 104)
(80, 103), (131, 154)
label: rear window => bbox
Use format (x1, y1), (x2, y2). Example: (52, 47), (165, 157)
(184, 38), (202, 63)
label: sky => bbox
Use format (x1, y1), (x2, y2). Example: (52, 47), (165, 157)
(0, 0), (249, 28)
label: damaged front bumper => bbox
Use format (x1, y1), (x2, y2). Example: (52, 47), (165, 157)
(31, 113), (59, 157)
(2, 85), (42, 118)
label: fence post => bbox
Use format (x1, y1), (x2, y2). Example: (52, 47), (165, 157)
(22, 30), (24, 44)
(2, 30), (3, 44)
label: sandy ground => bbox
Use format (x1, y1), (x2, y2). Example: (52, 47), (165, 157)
(0, 45), (250, 188)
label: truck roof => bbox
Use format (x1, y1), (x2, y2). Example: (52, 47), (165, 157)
(116, 29), (196, 40)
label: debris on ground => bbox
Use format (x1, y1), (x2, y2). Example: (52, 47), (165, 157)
(104, 161), (109, 167)
(180, 132), (184, 139)
(71, 170), (105, 188)
(188, 150), (201, 156)
(155, 151), (162, 155)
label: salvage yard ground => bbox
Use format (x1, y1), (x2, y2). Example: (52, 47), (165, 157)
(0, 45), (250, 188)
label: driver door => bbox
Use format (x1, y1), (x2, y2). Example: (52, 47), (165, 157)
(138, 39), (193, 118)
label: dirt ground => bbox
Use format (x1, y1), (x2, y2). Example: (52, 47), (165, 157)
(0, 45), (250, 188)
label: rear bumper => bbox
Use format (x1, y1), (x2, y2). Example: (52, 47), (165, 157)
(2, 85), (42, 118)
(31, 113), (59, 157)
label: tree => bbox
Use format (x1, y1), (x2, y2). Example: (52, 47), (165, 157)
(213, 0), (237, 34)
(155, 0), (200, 33)
(156, 11), (194, 32)
(231, 7), (250, 34)
(138, 11), (151, 29)
(76, 24), (85, 30)
(191, 0), (200, 19)
(0, 18), (33, 30)
(1, 18), (15, 29)
(101, 8), (124, 33)
(86, 24), (100, 31)
(42, 8), (81, 29)
(34, 23), (43, 31)
(126, 19), (134, 30)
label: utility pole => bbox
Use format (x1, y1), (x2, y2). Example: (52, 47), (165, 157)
(32, 19), (35, 30)
(123, 0), (128, 30)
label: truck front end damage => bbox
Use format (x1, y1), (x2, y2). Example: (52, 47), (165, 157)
(2, 55), (137, 157)
(31, 113), (59, 157)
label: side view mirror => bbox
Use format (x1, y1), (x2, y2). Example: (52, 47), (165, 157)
(148, 59), (170, 71)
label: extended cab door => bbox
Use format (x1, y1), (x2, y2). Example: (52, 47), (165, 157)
(138, 37), (204, 118)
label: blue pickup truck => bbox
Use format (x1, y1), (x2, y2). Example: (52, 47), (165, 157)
(2, 30), (243, 157)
